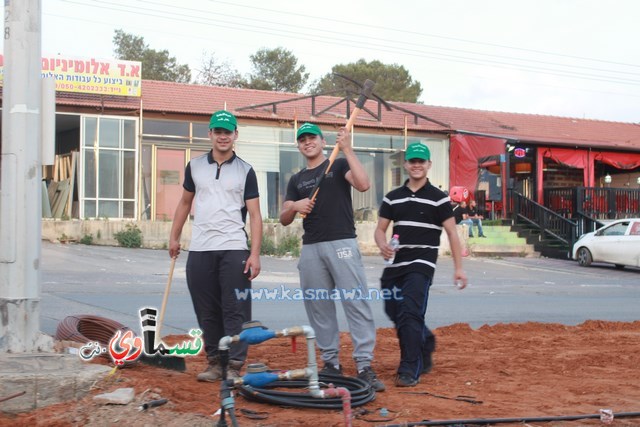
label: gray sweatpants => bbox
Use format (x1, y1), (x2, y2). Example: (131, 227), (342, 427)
(298, 238), (376, 371)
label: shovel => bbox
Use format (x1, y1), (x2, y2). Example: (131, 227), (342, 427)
(138, 257), (187, 371)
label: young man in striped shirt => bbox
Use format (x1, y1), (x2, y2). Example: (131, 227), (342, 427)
(374, 142), (467, 387)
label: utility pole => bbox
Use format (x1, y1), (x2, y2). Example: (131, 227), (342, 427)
(1, 0), (51, 352)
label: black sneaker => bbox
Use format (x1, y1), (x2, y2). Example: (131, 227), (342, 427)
(320, 363), (343, 376)
(422, 352), (433, 374)
(357, 366), (386, 392)
(394, 373), (419, 387)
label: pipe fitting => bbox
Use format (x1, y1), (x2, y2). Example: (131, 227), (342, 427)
(278, 368), (310, 381)
(276, 324), (315, 339)
(218, 335), (238, 351)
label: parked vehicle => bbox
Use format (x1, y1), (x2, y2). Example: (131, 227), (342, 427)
(572, 218), (640, 269)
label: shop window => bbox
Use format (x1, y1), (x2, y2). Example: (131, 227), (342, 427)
(143, 119), (189, 138)
(192, 123), (210, 139)
(81, 116), (137, 219)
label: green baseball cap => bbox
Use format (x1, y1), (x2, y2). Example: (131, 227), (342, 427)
(209, 110), (237, 131)
(405, 142), (431, 161)
(296, 122), (323, 140)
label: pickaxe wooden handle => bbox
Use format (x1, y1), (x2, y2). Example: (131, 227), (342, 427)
(300, 79), (375, 218)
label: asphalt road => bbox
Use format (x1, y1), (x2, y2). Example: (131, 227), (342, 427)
(40, 241), (640, 337)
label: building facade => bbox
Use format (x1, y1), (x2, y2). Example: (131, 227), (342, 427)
(3, 79), (640, 224)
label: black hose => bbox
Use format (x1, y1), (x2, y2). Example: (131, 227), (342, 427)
(383, 410), (640, 426)
(236, 372), (376, 409)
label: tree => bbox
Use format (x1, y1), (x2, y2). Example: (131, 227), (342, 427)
(113, 29), (191, 83)
(194, 52), (247, 88)
(246, 47), (309, 92)
(310, 59), (423, 103)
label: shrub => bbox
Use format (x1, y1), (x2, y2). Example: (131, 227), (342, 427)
(114, 223), (143, 248)
(278, 234), (300, 257)
(79, 234), (93, 245)
(260, 236), (277, 256)
(260, 235), (300, 257)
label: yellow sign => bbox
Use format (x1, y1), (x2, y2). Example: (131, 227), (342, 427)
(0, 54), (142, 97)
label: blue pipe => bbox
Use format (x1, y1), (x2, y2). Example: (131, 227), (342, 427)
(241, 372), (280, 388)
(239, 327), (276, 344)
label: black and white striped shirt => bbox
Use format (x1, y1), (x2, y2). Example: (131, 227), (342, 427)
(379, 179), (453, 279)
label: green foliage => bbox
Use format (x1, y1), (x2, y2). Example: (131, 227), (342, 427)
(247, 47), (309, 92)
(79, 234), (94, 245)
(260, 235), (300, 257)
(195, 52), (247, 88)
(279, 235), (301, 257)
(113, 29), (191, 83)
(260, 236), (277, 255)
(96, 230), (102, 240)
(113, 223), (143, 248)
(310, 59), (423, 102)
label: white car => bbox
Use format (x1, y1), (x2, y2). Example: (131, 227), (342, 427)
(572, 218), (640, 269)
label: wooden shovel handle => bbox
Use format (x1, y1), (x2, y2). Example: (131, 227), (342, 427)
(155, 257), (176, 346)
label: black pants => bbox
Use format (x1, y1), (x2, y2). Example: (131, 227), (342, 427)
(382, 272), (436, 379)
(186, 250), (251, 363)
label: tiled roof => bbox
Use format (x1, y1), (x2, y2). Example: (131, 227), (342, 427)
(139, 80), (444, 131)
(13, 80), (640, 151)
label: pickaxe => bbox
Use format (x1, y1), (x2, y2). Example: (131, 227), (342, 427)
(301, 78), (376, 217)
(332, 73), (393, 112)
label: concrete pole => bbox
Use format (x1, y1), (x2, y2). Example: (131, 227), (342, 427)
(1, 0), (51, 352)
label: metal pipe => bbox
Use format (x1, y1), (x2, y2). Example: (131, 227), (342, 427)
(0, 390), (26, 403)
(383, 410), (640, 426)
(139, 398), (168, 410)
(275, 325), (320, 393)
(317, 386), (352, 427)
(223, 323), (356, 427)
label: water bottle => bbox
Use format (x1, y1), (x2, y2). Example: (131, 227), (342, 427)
(385, 234), (400, 265)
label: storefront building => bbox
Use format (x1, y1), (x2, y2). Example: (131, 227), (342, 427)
(34, 80), (450, 221)
(3, 70), (640, 225)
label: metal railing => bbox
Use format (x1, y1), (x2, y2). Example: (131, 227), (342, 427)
(544, 187), (640, 220)
(511, 191), (577, 247)
(543, 187), (639, 239)
(575, 213), (606, 238)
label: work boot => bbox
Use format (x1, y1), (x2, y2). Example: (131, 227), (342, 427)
(357, 366), (386, 392)
(319, 362), (343, 376)
(197, 360), (222, 382)
(395, 373), (419, 387)
(226, 359), (244, 380)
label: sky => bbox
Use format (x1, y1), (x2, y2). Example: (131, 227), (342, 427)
(14, 0), (640, 122)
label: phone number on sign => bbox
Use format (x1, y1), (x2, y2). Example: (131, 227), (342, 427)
(56, 83), (122, 93)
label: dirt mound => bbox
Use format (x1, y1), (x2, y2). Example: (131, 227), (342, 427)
(2, 321), (639, 426)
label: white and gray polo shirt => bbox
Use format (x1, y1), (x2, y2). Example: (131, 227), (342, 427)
(183, 151), (259, 252)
